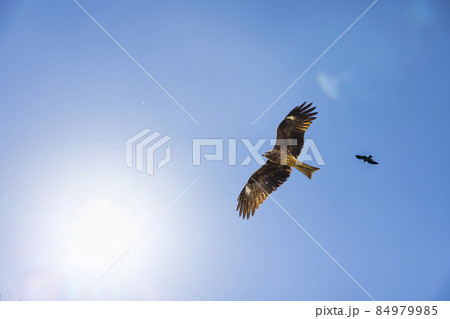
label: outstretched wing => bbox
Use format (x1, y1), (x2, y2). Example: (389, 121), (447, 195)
(275, 102), (317, 159)
(237, 161), (292, 219)
(355, 155), (366, 160)
(368, 159), (379, 165)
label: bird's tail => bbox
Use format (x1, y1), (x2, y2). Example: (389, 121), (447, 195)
(293, 161), (320, 179)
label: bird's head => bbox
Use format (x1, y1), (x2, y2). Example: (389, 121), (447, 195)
(263, 150), (274, 161)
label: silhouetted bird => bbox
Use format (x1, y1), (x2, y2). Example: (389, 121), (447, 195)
(355, 155), (378, 165)
(237, 102), (319, 219)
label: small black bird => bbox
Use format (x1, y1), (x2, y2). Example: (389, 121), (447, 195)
(355, 155), (378, 165)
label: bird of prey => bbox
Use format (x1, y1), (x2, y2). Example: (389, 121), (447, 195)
(355, 154), (378, 165)
(236, 102), (319, 219)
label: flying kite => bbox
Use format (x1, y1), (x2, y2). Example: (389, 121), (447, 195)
(236, 102), (319, 219)
(355, 155), (378, 165)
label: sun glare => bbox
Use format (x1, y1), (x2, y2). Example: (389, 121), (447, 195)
(74, 197), (135, 258)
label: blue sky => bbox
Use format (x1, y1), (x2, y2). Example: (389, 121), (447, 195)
(1, 0), (450, 300)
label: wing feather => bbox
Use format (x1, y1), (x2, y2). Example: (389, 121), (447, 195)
(236, 161), (292, 219)
(275, 102), (318, 159)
